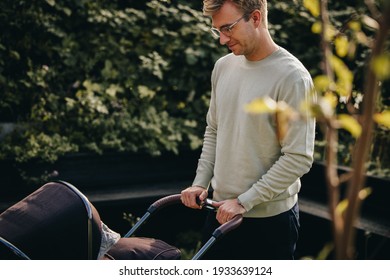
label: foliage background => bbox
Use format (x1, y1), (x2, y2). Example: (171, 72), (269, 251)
(0, 0), (388, 176)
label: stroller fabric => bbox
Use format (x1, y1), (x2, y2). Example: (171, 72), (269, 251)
(0, 181), (181, 260)
(103, 237), (181, 260)
(0, 182), (102, 259)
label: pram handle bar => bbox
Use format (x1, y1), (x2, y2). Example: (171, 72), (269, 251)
(149, 194), (243, 236)
(124, 194), (182, 238)
(148, 194), (244, 236)
(192, 214), (243, 260)
(213, 214), (243, 237)
(147, 194), (182, 214)
(124, 193), (243, 260)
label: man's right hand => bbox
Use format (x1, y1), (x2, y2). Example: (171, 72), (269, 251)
(181, 185), (208, 209)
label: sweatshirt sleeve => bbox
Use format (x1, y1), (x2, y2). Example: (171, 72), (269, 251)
(192, 69), (218, 189)
(238, 76), (316, 211)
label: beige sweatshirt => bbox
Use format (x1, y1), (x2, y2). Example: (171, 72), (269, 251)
(192, 47), (316, 218)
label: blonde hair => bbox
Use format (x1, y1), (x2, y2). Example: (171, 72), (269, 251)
(203, 0), (268, 26)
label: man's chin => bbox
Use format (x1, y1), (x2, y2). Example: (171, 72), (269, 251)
(228, 47), (242, 56)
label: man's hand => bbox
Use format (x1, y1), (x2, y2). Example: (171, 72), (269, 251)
(181, 185), (208, 209)
(212, 199), (246, 224)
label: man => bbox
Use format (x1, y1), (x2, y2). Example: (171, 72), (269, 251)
(181, 0), (316, 259)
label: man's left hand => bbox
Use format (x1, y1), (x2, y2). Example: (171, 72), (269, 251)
(212, 199), (246, 224)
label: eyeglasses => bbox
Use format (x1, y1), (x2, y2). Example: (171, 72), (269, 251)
(210, 14), (246, 39)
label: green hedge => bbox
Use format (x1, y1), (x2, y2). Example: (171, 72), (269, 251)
(0, 0), (388, 176)
(0, 0), (227, 162)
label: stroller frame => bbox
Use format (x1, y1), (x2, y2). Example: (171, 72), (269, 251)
(124, 194), (243, 260)
(0, 180), (101, 260)
(0, 181), (242, 260)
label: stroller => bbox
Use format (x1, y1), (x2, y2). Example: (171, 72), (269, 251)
(0, 181), (242, 260)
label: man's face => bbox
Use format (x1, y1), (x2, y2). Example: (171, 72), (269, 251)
(211, 2), (254, 57)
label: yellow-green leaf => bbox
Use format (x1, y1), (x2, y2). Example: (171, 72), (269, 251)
(323, 92), (338, 109)
(330, 55), (353, 96)
(314, 75), (332, 93)
(303, 0), (320, 17)
(138, 85), (155, 99)
(316, 243), (334, 260)
(374, 110), (390, 128)
(338, 114), (362, 138)
(45, 0), (56, 6)
(358, 187), (372, 200)
(177, 102), (186, 109)
(311, 21), (322, 34)
(348, 21), (361, 31)
(245, 97), (277, 114)
(314, 92), (338, 118)
(335, 35), (349, 58)
(275, 111), (289, 141)
(83, 80), (101, 93)
(356, 31), (369, 46)
(371, 54), (390, 80)
(336, 199), (349, 216)
(312, 22), (337, 41)
(275, 102), (297, 141)
(105, 84), (123, 98)
(324, 25), (337, 42)
(300, 101), (319, 118)
(65, 97), (76, 109)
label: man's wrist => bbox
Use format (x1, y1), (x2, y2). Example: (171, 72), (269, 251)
(236, 197), (246, 211)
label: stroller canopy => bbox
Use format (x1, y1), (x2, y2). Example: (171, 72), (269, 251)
(0, 181), (101, 259)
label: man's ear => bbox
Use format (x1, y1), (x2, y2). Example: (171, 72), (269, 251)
(251, 10), (262, 27)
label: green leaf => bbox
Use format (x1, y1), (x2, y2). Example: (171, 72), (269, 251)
(336, 199), (349, 216)
(374, 110), (390, 128)
(358, 187), (372, 200)
(105, 84), (123, 98)
(303, 0), (320, 17)
(244, 97), (277, 114)
(311, 21), (322, 34)
(45, 0), (56, 7)
(348, 21), (361, 31)
(83, 80), (101, 93)
(337, 114), (362, 138)
(321, 92), (338, 116)
(138, 85), (156, 99)
(330, 55), (353, 97)
(314, 75), (332, 93)
(371, 54), (390, 80)
(335, 36), (349, 58)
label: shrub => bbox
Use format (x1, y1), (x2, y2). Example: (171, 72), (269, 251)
(0, 0), (225, 162)
(0, 0), (387, 177)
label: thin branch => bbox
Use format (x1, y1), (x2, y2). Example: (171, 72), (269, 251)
(343, 2), (390, 259)
(319, 0), (344, 259)
(364, 0), (381, 20)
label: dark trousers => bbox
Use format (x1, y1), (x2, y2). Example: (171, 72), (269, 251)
(200, 203), (300, 260)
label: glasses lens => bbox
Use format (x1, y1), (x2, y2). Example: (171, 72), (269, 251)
(220, 26), (231, 37)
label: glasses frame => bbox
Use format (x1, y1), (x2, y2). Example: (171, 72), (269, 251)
(210, 14), (247, 39)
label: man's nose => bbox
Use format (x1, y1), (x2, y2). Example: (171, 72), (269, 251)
(219, 33), (230, 45)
